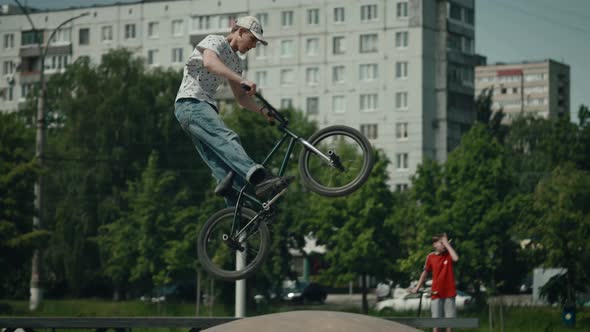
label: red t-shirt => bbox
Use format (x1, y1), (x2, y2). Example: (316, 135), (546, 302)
(424, 251), (456, 299)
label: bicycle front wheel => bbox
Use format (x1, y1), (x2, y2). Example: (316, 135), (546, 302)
(299, 125), (374, 197)
(197, 207), (270, 281)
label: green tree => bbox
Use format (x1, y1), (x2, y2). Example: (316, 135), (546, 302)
(20, 49), (213, 296)
(0, 113), (47, 298)
(525, 164), (590, 307)
(98, 151), (200, 298)
(399, 124), (526, 296)
(303, 152), (396, 314)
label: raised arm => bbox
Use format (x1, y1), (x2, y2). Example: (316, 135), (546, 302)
(441, 233), (459, 262)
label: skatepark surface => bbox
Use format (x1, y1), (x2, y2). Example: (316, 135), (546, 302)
(203, 310), (420, 332)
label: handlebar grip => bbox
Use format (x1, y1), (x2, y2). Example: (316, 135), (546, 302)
(241, 83), (251, 92)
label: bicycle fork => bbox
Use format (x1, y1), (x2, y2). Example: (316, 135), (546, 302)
(299, 138), (345, 171)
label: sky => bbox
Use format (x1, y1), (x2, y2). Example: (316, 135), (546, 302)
(2, 0), (589, 119)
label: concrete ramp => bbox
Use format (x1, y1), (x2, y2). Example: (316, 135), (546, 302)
(203, 311), (421, 332)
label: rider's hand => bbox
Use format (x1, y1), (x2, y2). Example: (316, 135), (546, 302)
(441, 232), (449, 245)
(409, 287), (419, 294)
(260, 106), (275, 125)
(240, 80), (256, 96)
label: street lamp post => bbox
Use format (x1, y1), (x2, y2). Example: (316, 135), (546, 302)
(13, 0), (88, 311)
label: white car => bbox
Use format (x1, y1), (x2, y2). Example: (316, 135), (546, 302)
(375, 288), (473, 313)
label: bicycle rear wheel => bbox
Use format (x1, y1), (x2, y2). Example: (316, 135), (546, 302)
(299, 125), (374, 197)
(197, 207), (270, 281)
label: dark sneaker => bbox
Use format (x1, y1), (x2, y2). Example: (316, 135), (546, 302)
(255, 176), (295, 199)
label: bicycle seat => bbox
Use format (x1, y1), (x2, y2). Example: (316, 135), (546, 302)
(214, 171), (234, 196)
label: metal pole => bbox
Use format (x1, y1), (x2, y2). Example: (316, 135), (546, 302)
(13, 0), (88, 311)
(235, 236), (246, 318)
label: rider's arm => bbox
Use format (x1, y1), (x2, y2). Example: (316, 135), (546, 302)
(202, 49), (243, 86)
(412, 269), (428, 293)
(228, 80), (264, 113)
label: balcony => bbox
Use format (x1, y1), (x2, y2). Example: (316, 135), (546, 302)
(19, 44), (72, 58)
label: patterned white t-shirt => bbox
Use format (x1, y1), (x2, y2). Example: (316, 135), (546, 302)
(175, 35), (243, 107)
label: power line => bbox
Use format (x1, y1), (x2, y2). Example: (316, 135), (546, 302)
(534, 0), (590, 21)
(494, 0), (590, 34)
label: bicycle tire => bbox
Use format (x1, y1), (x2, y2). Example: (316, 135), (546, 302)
(299, 125), (374, 197)
(197, 207), (270, 281)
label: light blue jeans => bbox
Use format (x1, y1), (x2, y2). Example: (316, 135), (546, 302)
(174, 98), (264, 204)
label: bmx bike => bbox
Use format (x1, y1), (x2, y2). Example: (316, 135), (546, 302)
(197, 88), (374, 281)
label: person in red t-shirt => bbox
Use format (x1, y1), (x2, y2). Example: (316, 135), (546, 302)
(411, 233), (459, 332)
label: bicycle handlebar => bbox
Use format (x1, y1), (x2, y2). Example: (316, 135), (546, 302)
(240, 84), (288, 126)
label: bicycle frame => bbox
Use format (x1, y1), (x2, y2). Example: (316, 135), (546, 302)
(229, 92), (334, 240)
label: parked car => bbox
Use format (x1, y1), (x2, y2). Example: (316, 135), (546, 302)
(375, 287), (473, 313)
(282, 282), (328, 304)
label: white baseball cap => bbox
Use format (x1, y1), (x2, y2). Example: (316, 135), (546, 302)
(235, 16), (268, 46)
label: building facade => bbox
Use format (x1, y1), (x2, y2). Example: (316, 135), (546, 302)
(475, 60), (570, 123)
(0, 0), (480, 188)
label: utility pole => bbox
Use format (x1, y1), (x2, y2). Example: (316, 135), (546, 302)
(13, 0), (88, 311)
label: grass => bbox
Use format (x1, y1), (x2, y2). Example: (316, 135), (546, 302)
(1, 299), (590, 331)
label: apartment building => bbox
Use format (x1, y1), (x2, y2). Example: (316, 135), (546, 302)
(0, 0), (480, 188)
(475, 60), (570, 123)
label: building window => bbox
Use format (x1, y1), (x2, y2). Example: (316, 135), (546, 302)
(256, 70), (268, 87)
(6, 86), (13, 101)
(333, 36), (346, 54)
(360, 124), (378, 139)
(333, 95), (346, 113)
(172, 48), (183, 63)
(282, 11), (294, 27)
(450, 3), (462, 21)
(334, 7), (345, 23)
(148, 22), (159, 38)
(101, 26), (113, 41)
(147, 49), (158, 65)
(21, 83), (34, 100)
(172, 20), (183, 36)
(395, 183), (409, 191)
(47, 55), (70, 71)
(463, 37), (473, 54)
(397, 1), (408, 18)
(359, 64), (378, 81)
(332, 65), (345, 83)
(79, 28), (90, 45)
(280, 98), (293, 109)
(396, 153), (409, 170)
(306, 38), (319, 56)
(256, 13), (268, 27)
(50, 28), (71, 44)
(396, 122), (408, 140)
(360, 93), (378, 111)
(307, 9), (320, 25)
(359, 33), (378, 53)
(21, 30), (43, 46)
(396, 61), (408, 79)
(124, 24), (136, 39)
(465, 8), (474, 25)
(218, 15), (237, 29)
(306, 67), (319, 85)
(3, 34), (14, 48)
(396, 92), (408, 110)
(281, 40), (294, 57)
(3, 61), (15, 75)
(306, 97), (319, 115)
(395, 31), (408, 48)
(361, 4), (378, 21)
(192, 16), (211, 31)
(281, 69), (294, 86)
(255, 45), (267, 58)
